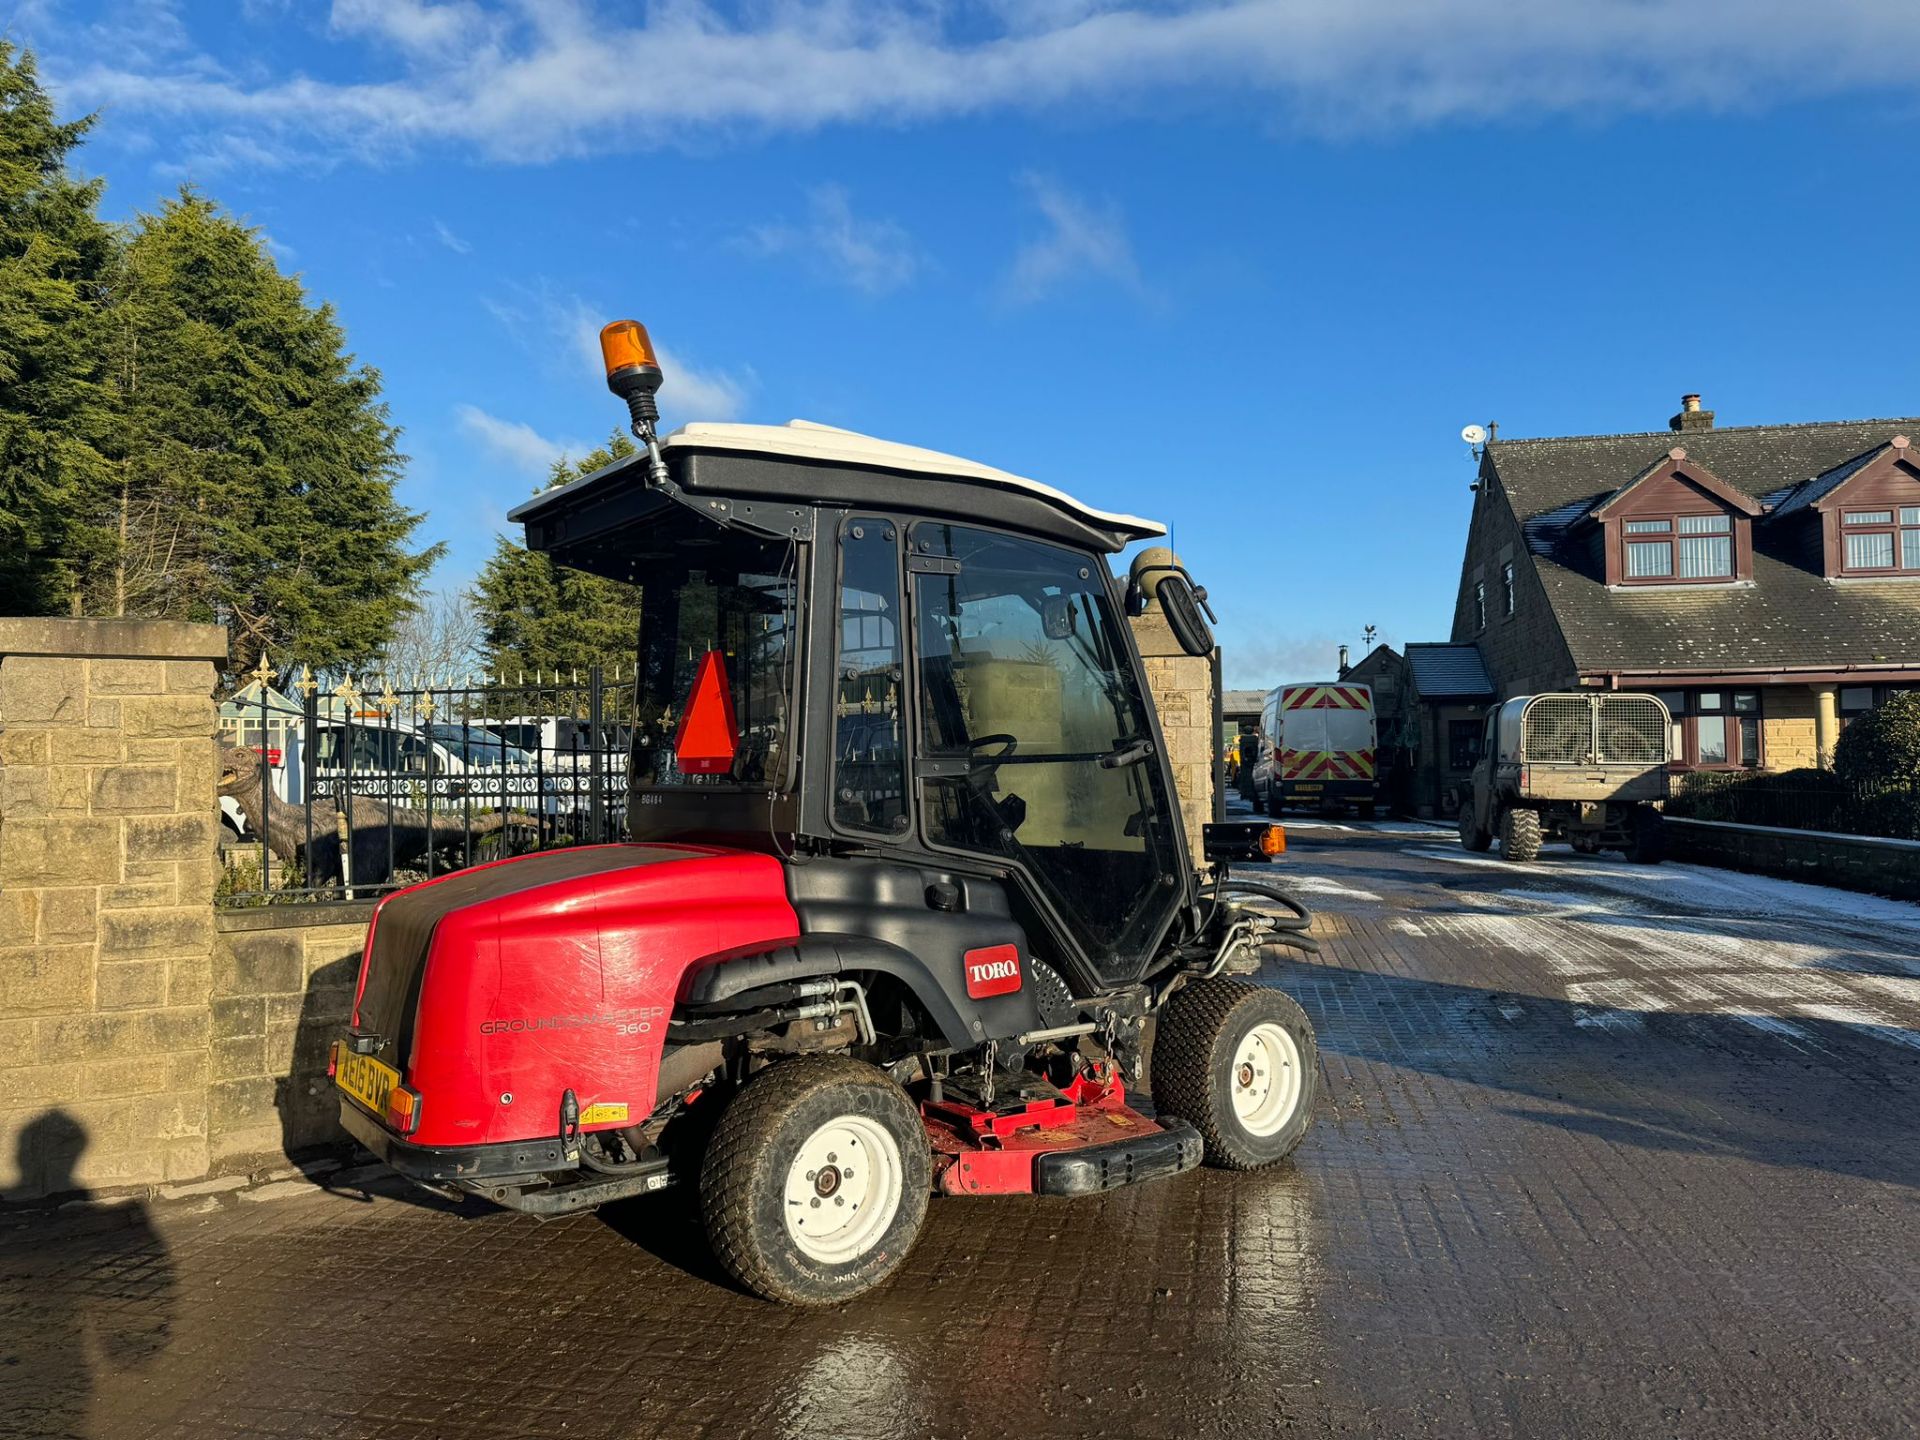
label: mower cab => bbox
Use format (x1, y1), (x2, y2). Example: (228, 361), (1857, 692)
(332, 322), (1320, 1304)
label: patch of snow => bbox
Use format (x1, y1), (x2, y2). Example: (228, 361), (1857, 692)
(1735, 1013), (1812, 1042)
(1286, 875), (1382, 901)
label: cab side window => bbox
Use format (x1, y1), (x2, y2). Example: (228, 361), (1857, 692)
(833, 518), (907, 834)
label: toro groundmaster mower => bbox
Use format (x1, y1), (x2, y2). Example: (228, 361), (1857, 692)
(330, 321), (1321, 1304)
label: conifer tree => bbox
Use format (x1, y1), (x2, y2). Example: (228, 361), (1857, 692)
(0, 42), (114, 613)
(93, 193), (441, 674)
(472, 433), (644, 675)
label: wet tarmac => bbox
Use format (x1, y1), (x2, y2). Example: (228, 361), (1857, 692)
(3, 823), (1917, 1439)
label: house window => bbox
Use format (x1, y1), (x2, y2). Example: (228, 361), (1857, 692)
(1448, 719), (1482, 771)
(1651, 689), (1762, 768)
(1840, 508), (1920, 574)
(1625, 520), (1673, 578)
(1501, 562), (1515, 618)
(1840, 684), (1916, 731)
(1677, 514), (1733, 578)
(1622, 514), (1734, 582)
(1474, 581), (1486, 631)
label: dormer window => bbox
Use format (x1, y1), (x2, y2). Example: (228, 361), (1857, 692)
(1839, 507), (1920, 574)
(1622, 513), (1734, 582)
(1591, 447), (1759, 587)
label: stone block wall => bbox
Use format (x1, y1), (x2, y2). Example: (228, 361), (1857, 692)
(1131, 609), (1216, 865)
(1667, 817), (1920, 903)
(210, 908), (373, 1166)
(0, 621), (228, 1198)
(1762, 685), (1821, 771)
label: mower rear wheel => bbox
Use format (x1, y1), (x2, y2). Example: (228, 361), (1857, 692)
(1152, 978), (1318, 1171)
(700, 1056), (930, 1307)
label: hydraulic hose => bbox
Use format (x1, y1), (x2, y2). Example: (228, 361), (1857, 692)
(1214, 874), (1314, 931)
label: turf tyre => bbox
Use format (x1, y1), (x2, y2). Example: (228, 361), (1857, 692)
(701, 1056), (929, 1306)
(1151, 978), (1318, 1171)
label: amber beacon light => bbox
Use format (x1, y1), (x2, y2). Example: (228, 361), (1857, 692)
(599, 318), (670, 485)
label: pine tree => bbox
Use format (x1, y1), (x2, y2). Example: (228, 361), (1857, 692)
(472, 433), (644, 676)
(90, 192), (441, 673)
(0, 42), (115, 613)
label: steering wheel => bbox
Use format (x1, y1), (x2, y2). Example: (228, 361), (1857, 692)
(964, 732), (1019, 780)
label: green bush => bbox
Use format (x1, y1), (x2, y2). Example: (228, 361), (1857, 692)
(1834, 692), (1920, 789)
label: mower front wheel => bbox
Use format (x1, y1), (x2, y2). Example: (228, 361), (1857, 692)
(1152, 978), (1318, 1171)
(700, 1056), (930, 1306)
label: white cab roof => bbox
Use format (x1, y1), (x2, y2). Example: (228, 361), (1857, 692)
(665, 419), (1166, 538)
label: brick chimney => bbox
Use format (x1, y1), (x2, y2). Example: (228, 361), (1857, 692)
(1670, 393), (1715, 433)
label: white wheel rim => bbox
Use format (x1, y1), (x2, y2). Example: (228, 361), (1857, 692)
(1230, 1022), (1304, 1138)
(782, 1115), (903, 1265)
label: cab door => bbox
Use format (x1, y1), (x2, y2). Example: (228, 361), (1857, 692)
(907, 521), (1185, 988)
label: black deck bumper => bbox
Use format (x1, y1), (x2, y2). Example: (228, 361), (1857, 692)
(337, 1099), (572, 1186)
(1033, 1116), (1204, 1196)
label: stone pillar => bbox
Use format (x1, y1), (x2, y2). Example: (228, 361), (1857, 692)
(1129, 610), (1216, 869)
(1812, 684), (1838, 770)
(0, 619), (226, 1200)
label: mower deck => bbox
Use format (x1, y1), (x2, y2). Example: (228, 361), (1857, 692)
(921, 1075), (1203, 1197)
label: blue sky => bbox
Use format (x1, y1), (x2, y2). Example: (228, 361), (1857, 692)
(15, 1), (1920, 685)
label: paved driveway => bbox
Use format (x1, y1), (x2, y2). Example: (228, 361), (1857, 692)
(4, 826), (1917, 1439)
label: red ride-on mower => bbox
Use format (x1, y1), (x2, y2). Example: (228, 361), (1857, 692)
(330, 320), (1322, 1304)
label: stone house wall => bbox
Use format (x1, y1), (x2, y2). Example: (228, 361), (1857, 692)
(1131, 609), (1216, 865)
(1449, 465), (1580, 699)
(1760, 685), (1821, 771)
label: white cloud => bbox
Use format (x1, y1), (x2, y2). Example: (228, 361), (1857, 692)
(454, 404), (587, 476)
(1003, 173), (1142, 305)
(37, 3), (1920, 166)
(742, 185), (922, 295)
(432, 218), (471, 254)
(547, 293), (752, 422)
(478, 288), (752, 426)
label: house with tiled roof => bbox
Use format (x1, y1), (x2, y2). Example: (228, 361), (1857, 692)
(1449, 396), (1920, 774)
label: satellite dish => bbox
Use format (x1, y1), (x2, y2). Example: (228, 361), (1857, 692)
(1461, 424), (1488, 446)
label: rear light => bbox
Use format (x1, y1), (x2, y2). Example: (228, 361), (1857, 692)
(385, 1085), (423, 1136)
(327, 1039), (341, 1077)
(1260, 825), (1286, 857)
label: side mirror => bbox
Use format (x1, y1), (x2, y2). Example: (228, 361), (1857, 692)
(1040, 594), (1078, 641)
(1155, 573), (1215, 657)
(1126, 547), (1217, 657)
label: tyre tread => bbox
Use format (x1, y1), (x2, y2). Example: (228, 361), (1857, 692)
(701, 1056), (925, 1306)
(1151, 978), (1316, 1172)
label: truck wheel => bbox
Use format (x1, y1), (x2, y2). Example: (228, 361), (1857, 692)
(1357, 802), (1377, 821)
(1458, 800), (1492, 852)
(1265, 783), (1282, 818)
(1626, 806), (1665, 865)
(1151, 978), (1318, 1171)
(1498, 807), (1542, 862)
(701, 1056), (930, 1306)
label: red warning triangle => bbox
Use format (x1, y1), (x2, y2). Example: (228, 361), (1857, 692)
(673, 650), (739, 775)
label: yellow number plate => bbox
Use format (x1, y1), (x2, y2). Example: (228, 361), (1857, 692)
(335, 1049), (400, 1116)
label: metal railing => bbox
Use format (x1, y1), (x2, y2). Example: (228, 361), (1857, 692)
(1666, 769), (1920, 842)
(218, 664), (638, 905)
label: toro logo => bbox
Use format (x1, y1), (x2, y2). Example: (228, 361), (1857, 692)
(963, 944), (1022, 999)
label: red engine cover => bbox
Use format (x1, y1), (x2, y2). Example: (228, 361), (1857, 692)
(354, 844), (798, 1149)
